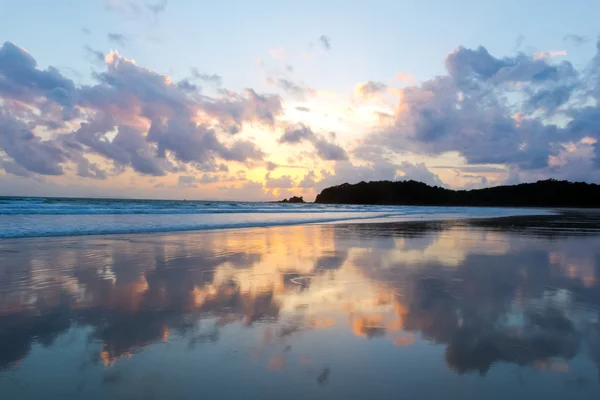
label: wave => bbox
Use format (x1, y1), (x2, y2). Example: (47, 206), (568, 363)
(0, 197), (425, 215)
(0, 206), (554, 239)
(0, 213), (397, 238)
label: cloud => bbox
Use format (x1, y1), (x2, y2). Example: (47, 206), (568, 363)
(312, 160), (443, 190)
(319, 35), (331, 51)
(0, 112), (68, 175)
(0, 157), (35, 177)
(178, 173), (237, 188)
(201, 88), (283, 133)
(515, 34), (525, 49)
(353, 81), (387, 100)
(190, 68), (222, 86)
(216, 180), (271, 201)
(394, 73), (415, 83)
(264, 172), (295, 188)
(104, 0), (167, 21)
(279, 123), (348, 161)
(77, 158), (108, 180)
(178, 175), (198, 188)
(532, 50), (567, 60)
(0, 41), (76, 109)
(314, 160), (399, 191)
(279, 123), (314, 144)
(298, 170), (317, 188)
(431, 165), (506, 173)
(84, 45), (105, 64)
(266, 77), (315, 100)
(107, 33), (129, 47)
(4, 36), (600, 193)
(358, 40), (600, 176)
(146, 0), (167, 16)
(313, 137), (348, 161)
(563, 34), (589, 46)
(0, 41), (281, 179)
(397, 162), (445, 186)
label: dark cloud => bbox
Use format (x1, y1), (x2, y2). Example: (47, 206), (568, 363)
(77, 158), (108, 180)
(107, 33), (129, 47)
(104, 0), (167, 21)
(190, 68), (222, 86)
(354, 80), (387, 100)
(0, 157), (35, 177)
(111, 126), (167, 175)
(0, 112), (68, 175)
(84, 45), (105, 64)
(266, 161), (278, 171)
(295, 106), (310, 112)
(563, 34), (589, 46)
(446, 46), (576, 88)
(220, 139), (265, 162)
(515, 34), (525, 49)
(178, 81), (200, 97)
(147, 118), (263, 167)
(146, 0), (168, 16)
(0, 41), (76, 108)
(202, 88), (283, 133)
(279, 123), (347, 160)
(71, 118), (167, 176)
(279, 123), (314, 144)
(319, 35), (331, 51)
(313, 137), (348, 161)
(267, 77), (315, 100)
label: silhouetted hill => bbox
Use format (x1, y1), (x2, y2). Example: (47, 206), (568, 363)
(314, 179), (600, 208)
(277, 196), (305, 203)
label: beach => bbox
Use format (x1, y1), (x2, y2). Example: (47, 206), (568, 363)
(1, 209), (600, 399)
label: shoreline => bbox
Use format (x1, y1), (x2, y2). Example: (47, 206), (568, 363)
(3, 208), (599, 246)
(0, 206), (557, 241)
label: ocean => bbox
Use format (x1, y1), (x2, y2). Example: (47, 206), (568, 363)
(0, 196), (553, 238)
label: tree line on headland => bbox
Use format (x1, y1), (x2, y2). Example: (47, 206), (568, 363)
(313, 179), (600, 208)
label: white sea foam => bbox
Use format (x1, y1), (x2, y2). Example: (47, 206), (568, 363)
(0, 197), (554, 238)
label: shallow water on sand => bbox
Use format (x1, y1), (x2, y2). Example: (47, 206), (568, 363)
(1, 214), (600, 399)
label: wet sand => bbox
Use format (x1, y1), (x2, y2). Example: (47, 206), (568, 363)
(1, 211), (600, 399)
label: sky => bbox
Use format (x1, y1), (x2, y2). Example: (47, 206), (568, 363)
(1, 0), (600, 201)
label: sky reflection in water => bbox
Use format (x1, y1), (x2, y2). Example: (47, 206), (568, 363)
(1, 217), (600, 399)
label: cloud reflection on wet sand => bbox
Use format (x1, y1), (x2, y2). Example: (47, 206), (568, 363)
(1, 215), (600, 398)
